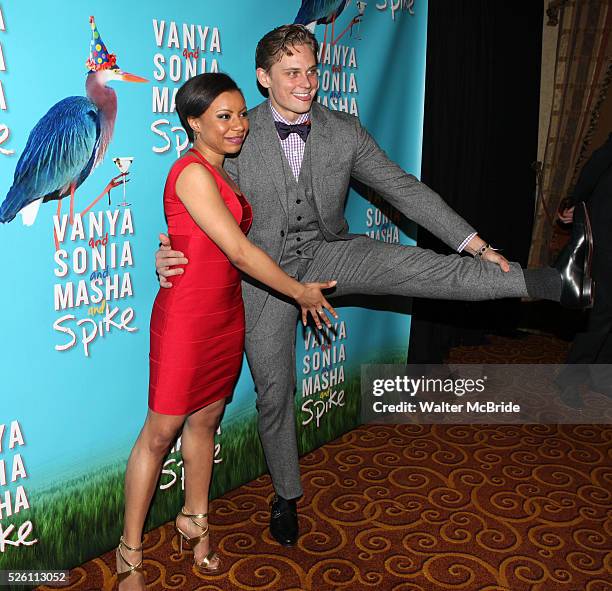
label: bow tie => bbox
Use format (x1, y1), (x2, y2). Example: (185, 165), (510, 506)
(274, 120), (311, 141)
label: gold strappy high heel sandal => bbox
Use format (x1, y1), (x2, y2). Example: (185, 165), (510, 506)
(116, 535), (144, 586)
(175, 507), (220, 572)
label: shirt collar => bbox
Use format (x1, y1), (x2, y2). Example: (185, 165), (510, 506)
(269, 100), (311, 126)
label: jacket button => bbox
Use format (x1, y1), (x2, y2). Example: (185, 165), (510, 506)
(296, 237), (301, 242)
(280, 230), (285, 237)
(297, 216), (302, 221)
(296, 249), (302, 255)
(296, 199), (302, 204)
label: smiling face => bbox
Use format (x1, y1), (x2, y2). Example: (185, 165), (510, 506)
(256, 44), (319, 122)
(187, 89), (249, 161)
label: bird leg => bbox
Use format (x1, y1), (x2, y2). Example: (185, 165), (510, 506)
(69, 182), (76, 225)
(80, 173), (130, 218)
(331, 14), (336, 46)
(321, 24), (329, 59)
(54, 200), (62, 251)
(333, 16), (361, 45)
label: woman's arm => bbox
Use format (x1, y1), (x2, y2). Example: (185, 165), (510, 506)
(176, 164), (337, 328)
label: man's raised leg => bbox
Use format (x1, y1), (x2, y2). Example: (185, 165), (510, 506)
(302, 237), (530, 300)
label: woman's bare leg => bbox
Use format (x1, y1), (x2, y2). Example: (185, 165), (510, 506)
(176, 398), (226, 567)
(118, 409), (186, 589)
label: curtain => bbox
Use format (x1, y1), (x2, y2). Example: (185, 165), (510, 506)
(408, 0), (543, 363)
(529, 0), (612, 267)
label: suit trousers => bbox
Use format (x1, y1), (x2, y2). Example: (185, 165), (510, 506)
(559, 243), (612, 391)
(244, 236), (528, 499)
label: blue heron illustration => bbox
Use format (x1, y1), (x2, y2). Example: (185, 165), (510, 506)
(294, 0), (362, 47)
(0, 16), (146, 239)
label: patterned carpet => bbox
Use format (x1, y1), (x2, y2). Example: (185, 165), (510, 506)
(36, 335), (612, 591)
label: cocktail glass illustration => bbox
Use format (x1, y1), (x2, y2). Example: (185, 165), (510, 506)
(354, 1), (367, 39)
(112, 157), (134, 207)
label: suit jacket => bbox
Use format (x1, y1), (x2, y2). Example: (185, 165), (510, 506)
(568, 133), (612, 210)
(225, 101), (476, 328)
(567, 134), (612, 257)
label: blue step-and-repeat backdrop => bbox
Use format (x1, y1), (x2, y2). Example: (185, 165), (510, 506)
(0, 0), (425, 571)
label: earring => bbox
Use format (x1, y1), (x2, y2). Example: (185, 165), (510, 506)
(193, 130), (199, 142)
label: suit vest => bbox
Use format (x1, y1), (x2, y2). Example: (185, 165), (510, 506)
(278, 137), (324, 278)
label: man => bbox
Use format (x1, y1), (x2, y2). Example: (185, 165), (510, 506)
(557, 133), (612, 408)
(156, 25), (592, 546)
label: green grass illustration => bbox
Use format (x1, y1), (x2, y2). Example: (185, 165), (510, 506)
(0, 349), (404, 587)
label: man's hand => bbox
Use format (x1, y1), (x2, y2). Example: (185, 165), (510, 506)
(156, 233), (188, 288)
(481, 248), (510, 273)
(558, 206), (575, 224)
(466, 235), (510, 272)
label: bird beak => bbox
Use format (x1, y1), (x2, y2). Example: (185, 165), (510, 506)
(117, 70), (148, 83)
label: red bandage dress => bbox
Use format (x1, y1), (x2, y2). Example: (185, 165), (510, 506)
(148, 149), (252, 415)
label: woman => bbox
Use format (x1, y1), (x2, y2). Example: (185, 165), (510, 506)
(116, 73), (337, 588)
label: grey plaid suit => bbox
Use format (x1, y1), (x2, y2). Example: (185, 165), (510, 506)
(224, 101), (527, 499)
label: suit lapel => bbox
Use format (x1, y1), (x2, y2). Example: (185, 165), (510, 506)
(251, 103), (289, 215)
(307, 103), (333, 211)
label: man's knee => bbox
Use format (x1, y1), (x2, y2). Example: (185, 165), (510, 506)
(255, 372), (297, 401)
(246, 342), (296, 392)
(254, 373), (297, 420)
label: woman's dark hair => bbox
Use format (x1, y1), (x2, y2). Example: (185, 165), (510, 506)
(175, 73), (242, 142)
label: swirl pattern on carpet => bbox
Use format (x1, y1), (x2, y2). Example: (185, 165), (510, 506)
(36, 336), (611, 591)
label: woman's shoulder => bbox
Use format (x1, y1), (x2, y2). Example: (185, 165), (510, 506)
(165, 154), (215, 200)
(169, 152), (201, 174)
(168, 153), (216, 182)
(176, 160), (217, 185)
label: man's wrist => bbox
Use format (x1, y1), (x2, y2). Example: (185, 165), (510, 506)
(465, 235), (486, 256)
(474, 243), (492, 258)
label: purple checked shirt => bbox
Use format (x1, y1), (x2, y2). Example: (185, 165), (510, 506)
(270, 102), (309, 180)
(269, 101), (474, 252)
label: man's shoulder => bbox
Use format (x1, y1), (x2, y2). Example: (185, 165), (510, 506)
(312, 101), (360, 131)
(236, 102), (268, 158)
(245, 100), (361, 131)
(247, 101), (269, 119)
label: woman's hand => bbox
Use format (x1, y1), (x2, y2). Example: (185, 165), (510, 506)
(295, 281), (338, 329)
